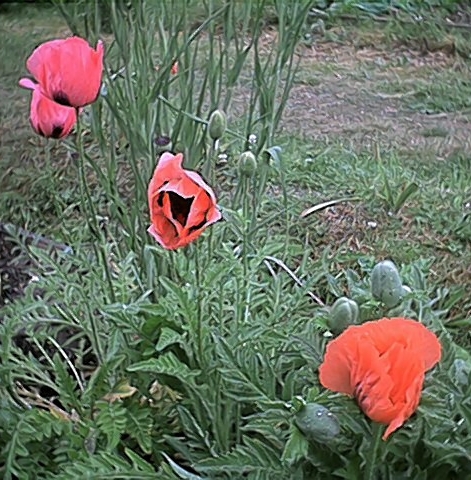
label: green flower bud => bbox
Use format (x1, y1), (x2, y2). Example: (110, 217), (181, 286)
(329, 297), (359, 334)
(238, 151), (257, 177)
(371, 260), (404, 309)
(208, 109), (227, 140)
(295, 403), (340, 442)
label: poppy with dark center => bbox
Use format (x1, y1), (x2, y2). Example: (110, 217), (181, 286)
(18, 78), (77, 139)
(148, 152), (222, 250)
(319, 317), (441, 440)
(25, 36), (104, 109)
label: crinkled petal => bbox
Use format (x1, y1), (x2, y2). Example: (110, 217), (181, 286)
(147, 215), (179, 250)
(319, 317), (441, 441)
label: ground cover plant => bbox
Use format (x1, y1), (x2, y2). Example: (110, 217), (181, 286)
(0, 1), (470, 479)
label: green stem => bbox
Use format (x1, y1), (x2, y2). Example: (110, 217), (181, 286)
(86, 300), (104, 366)
(365, 423), (383, 480)
(75, 114), (108, 365)
(193, 246), (204, 369)
(206, 138), (218, 260)
(241, 177), (250, 279)
(43, 140), (59, 214)
(75, 114), (115, 302)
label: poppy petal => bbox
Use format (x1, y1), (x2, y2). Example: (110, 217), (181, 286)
(319, 331), (362, 395)
(160, 191), (185, 234)
(19, 77), (77, 139)
(319, 317), (441, 440)
(26, 36), (104, 108)
(360, 318), (442, 370)
(155, 152), (184, 181)
(382, 373), (424, 440)
(185, 190), (212, 228)
(26, 39), (64, 80)
(147, 215), (179, 249)
(164, 177), (201, 199)
(186, 169), (218, 203)
(148, 152), (221, 250)
(19, 77), (37, 90)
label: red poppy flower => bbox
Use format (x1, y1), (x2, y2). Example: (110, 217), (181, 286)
(319, 317), (441, 440)
(26, 36), (104, 108)
(19, 78), (77, 139)
(171, 61), (179, 75)
(148, 152), (222, 250)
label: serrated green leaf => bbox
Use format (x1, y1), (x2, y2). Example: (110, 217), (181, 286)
(95, 402), (128, 451)
(156, 327), (184, 352)
(162, 453), (205, 480)
(127, 352), (200, 381)
(281, 426), (309, 465)
(125, 448), (156, 473)
(126, 408), (154, 455)
(197, 437), (283, 475)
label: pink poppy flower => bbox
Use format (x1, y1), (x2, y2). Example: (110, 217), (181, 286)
(19, 78), (77, 139)
(26, 36), (104, 108)
(148, 152), (222, 250)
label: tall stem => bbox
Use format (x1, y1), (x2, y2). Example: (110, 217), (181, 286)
(193, 246), (204, 369)
(206, 138), (218, 261)
(365, 423), (384, 480)
(75, 113), (107, 364)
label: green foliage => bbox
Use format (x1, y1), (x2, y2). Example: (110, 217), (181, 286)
(1, 0), (470, 479)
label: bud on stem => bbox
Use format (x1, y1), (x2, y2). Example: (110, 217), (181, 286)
(208, 109), (227, 140)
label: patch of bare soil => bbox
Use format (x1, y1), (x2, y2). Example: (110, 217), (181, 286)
(0, 224), (72, 312)
(0, 228), (34, 308)
(239, 30), (470, 157)
(308, 201), (376, 255)
(282, 41), (471, 157)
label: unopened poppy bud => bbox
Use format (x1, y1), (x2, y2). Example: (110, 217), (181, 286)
(295, 403), (340, 442)
(208, 109), (226, 140)
(238, 151), (257, 177)
(371, 260), (404, 309)
(329, 297), (359, 334)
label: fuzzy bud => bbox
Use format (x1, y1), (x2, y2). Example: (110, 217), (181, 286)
(295, 403), (340, 442)
(328, 297), (359, 334)
(238, 151), (257, 177)
(371, 260), (404, 309)
(208, 109), (227, 140)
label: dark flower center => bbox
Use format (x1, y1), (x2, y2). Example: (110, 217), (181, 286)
(168, 191), (194, 227)
(51, 125), (64, 138)
(188, 218), (207, 233)
(53, 91), (72, 107)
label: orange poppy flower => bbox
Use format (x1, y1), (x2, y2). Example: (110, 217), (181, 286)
(19, 78), (77, 139)
(26, 36), (104, 108)
(147, 152), (222, 250)
(319, 317), (441, 440)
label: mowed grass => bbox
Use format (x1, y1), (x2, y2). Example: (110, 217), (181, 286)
(0, 5), (470, 334)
